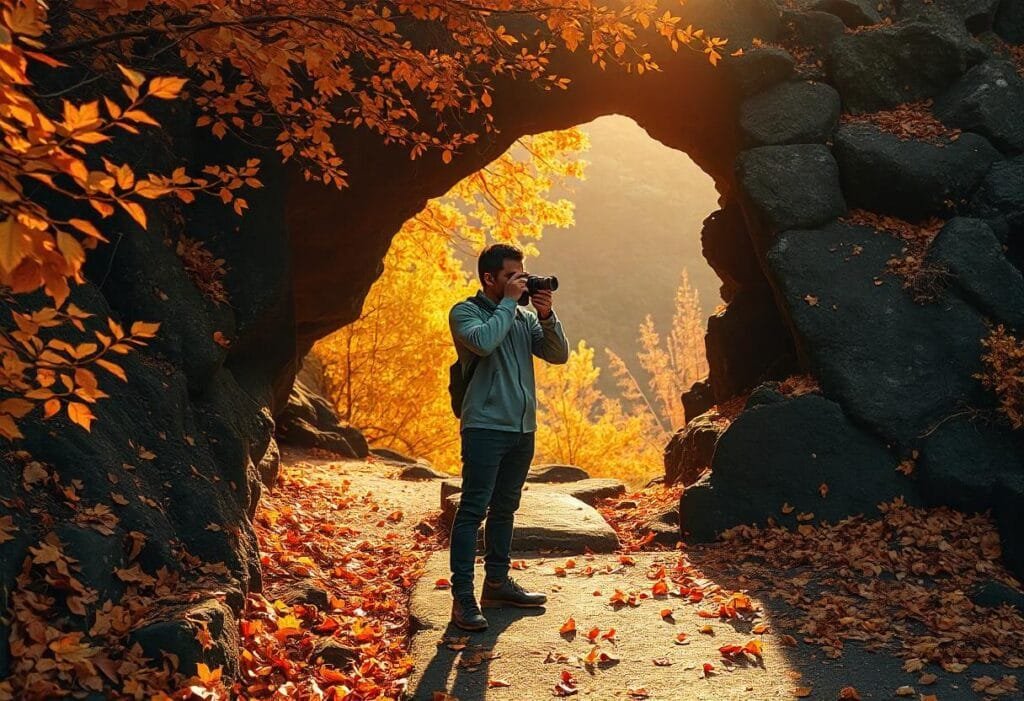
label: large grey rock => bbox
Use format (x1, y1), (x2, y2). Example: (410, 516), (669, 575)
(700, 204), (765, 302)
(926, 217), (1024, 329)
(935, 59), (1024, 154)
(969, 155), (1024, 246)
(399, 463), (449, 480)
(256, 436), (280, 488)
(736, 144), (847, 233)
(544, 478), (628, 506)
(441, 477), (626, 508)
(276, 379), (369, 457)
(526, 463), (590, 483)
(898, 0), (1002, 30)
(664, 412), (724, 487)
(781, 9), (848, 47)
(833, 123), (1000, 221)
(828, 17), (984, 112)
(798, 0), (883, 26)
(740, 81), (842, 146)
(918, 414), (1024, 512)
(680, 394), (921, 542)
(441, 491), (620, 553)
(129, 599), (239, 678)
(766, 222), (993, 449)
(725, 47), (796, 96)
(705, 286), (799, 404)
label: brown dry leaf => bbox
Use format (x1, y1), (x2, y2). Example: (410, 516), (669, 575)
(486, 678), (510, 688)
(894, 686), (915, 697)
(838, 686), (861, 700)
(793, 688), (812, 698)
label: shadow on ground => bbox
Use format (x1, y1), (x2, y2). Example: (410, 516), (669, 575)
(405, 551), (1015, 700)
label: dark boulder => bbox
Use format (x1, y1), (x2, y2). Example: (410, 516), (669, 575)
(970, 579), (1024, 611)
(700, 204), (765, 302)
(918, 414), (1024, 512)
(663, 412), (725, 487)
(398, 464), (449, 480)
(256, 437), (281, 488)
(725, 47), (796, 96)
(269, 580), (331, 610)
(935, 59), (1024, 154)
(968, 155), (1024, 254)
(744, 383), (790, 410)
(276, 379), (369, 458)
(994, 0), (1024, 42)
(766, 222), (993, 449)
(828, 17), (984, 112)
(681, 380), (716, 424)
(833, 123), (1000, 221)
(898, 0), (1002, 31)
(781, 9), (848, 48)
(739, 81), (842, 146)
(310, 639), (359, 669)
(799, 0), (883, 27)
(680, 394), (921, 542)
(526, 464), (590, 483)
(736, 144), (847, 233)
(129, 599), (239, 678)
(705, 286), (800, 403)
(926, 217), (1024, 329)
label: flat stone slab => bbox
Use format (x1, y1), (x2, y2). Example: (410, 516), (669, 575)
(441, 477), (626, 508)
(441, 490), (620, 553)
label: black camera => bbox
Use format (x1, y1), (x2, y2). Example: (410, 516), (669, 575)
(518, 274), (559, 306)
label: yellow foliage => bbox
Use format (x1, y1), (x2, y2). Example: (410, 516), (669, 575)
(608, 269), (709, 437)
(313, 131), (588, 470)
(535, 340), (663, 485)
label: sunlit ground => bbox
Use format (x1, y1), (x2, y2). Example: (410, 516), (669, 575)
(239, 453), (1024, 700)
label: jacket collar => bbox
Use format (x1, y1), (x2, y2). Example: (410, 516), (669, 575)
(474, 289), (522, 317)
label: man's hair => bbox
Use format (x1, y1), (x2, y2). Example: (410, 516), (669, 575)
(477, 243), (523, 283)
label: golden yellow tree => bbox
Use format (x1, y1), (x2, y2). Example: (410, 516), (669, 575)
(313, 130), (588, 470)
(607, 268), (709, 436)
(535, 340), (662, 484)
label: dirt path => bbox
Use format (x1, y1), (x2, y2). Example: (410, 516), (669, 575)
(264, 450), (1022, 701)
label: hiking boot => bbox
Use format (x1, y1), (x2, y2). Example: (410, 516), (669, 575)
(451, 593), (488, 631)
(480, 576), (547, 608)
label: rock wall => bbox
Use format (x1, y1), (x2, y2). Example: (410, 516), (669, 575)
(3, 0), (1024, 682)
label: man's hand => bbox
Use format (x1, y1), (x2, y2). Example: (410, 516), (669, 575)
(503, 272), (529, 301)
(532, 289), (553, 319)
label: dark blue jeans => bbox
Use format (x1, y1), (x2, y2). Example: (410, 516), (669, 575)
(449, 428), (535, 596)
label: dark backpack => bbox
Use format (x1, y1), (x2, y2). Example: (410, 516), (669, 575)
(448, 296), (489, 418)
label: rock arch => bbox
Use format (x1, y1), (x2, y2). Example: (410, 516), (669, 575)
(3, 0), (1024, 679)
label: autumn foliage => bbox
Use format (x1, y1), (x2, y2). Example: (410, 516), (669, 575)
(976, 325), (1024, 430)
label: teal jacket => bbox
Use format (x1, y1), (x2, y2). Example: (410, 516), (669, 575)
(449, 291), (570, 433)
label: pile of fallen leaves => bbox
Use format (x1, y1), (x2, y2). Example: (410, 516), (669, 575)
(597, 484), (683, 552)
(841, 100), (961, 143)
(1011, 44), (1024, 75)
(0, 452), (238, 700)
(842, 209), (949, 300)
(236, 461), (440, 699)
(709, 499), (1024, 684)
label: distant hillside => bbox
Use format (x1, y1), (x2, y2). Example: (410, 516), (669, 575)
(532, 115), (722, 400)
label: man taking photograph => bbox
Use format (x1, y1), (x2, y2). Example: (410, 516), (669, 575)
(447, 243), (570, 631)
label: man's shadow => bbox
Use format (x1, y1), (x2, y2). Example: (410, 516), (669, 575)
(409, 604), (547, 700)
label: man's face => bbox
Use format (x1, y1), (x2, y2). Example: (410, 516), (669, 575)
(484, 258), (525, 293)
